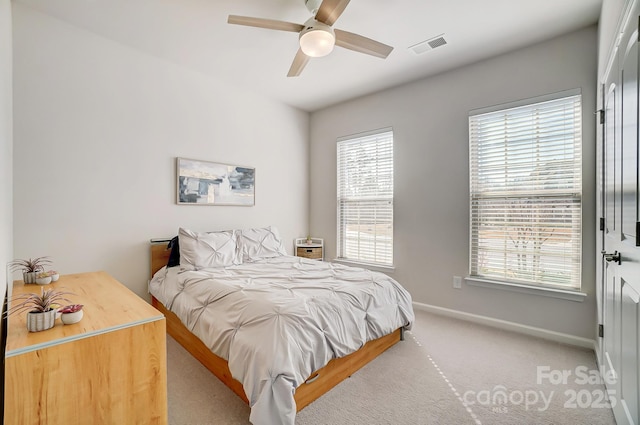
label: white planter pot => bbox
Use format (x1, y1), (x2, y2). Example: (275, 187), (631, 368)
(35, 276), (52, 285)
(23, 271), (38, 284)
(60, 310), (83, 325)
(26, 309), (57, 332)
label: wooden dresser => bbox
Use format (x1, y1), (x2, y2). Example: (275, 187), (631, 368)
(4, 271), (167, 425)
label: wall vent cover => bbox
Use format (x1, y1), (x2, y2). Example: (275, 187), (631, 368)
(409, 35), (447, 54)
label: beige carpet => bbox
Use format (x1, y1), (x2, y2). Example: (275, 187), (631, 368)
(166, 309), (616, 424)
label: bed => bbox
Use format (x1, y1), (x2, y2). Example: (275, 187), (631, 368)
(149, 226), (414, 425)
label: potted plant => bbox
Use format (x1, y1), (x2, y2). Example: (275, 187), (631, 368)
(35, 272), (52, 285)
(59, 304), (84, 325)
(48, 270), (60, 282)
(5, 287), (74, 332)
(9, 256), (53, 284)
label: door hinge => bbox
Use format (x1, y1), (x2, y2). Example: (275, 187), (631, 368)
(600, 217), (605, 231)
(636, 222), (639, 246)
(599, 324), (604, 338)
(598, 109), (605, 124)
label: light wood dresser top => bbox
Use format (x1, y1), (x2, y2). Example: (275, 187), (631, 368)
(7, 270), (163, 356)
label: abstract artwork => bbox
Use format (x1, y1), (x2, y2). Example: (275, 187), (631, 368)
(176, 158), (255, 206)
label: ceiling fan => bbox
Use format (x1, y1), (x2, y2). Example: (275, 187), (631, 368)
(228, 0), (393, 77)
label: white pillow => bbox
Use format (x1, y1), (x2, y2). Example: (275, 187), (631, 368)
(178, 227), (241, 270)
(239, 226), (287, 262)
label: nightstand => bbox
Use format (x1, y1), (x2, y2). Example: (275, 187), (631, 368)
(295, 238), (324, 261)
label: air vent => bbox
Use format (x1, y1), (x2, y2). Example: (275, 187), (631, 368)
(409, 34), (447, 55)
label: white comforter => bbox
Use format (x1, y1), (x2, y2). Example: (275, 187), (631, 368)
(149, 256), (414, 425)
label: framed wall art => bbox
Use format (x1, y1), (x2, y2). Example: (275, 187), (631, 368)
(176, 157), (255, 206)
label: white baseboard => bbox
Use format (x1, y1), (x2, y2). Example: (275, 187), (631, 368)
(413, 301), (597, 351)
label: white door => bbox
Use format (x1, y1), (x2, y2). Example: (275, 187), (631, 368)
(601, 7), (640, 425)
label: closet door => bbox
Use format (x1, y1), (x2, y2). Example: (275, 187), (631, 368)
(601, 7), (640, 425)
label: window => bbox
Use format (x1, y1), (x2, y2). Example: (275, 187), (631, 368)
(337, 128), (393, 266)
(469, 91), (582, 290)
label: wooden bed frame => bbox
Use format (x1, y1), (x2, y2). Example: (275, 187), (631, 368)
(150, 242), (403, 412)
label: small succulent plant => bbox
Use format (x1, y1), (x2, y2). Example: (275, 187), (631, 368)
(6, 287), (74, 316)
(9, 257), (52, 273)
(59, 304), (83, 314)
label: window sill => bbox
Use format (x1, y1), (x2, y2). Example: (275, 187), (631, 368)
(465, 277), (587, 302)
(332, 259), (395, 273)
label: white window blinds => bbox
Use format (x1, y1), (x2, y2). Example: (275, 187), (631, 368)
(337, 129), (393, 266)
(469, 93), (582, 289)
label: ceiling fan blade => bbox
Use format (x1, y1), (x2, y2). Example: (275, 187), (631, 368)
(228, 15), (304, 33)
(315, 0), (350, 26)
(287, 48), (310, 77)
(334, 29), (393, 59)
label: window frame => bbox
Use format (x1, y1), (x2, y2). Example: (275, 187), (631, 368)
(336, 128), (394, 268)
(468, 89), (583, 293)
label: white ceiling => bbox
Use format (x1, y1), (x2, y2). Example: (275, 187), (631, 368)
(15, 0), (602, 112)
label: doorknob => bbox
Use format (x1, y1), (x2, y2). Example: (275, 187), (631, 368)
(601, 250), (621, 265)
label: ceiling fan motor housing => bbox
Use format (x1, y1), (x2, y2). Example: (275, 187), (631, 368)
(304, 0), (323, 15)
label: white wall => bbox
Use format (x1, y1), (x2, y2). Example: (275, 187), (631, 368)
(1, 0), (13, 309)
(310, 26), (598, 339)
(12, 4), (309, 299)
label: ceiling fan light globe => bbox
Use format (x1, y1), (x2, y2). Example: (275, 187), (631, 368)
(300, 29), (335, 57)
